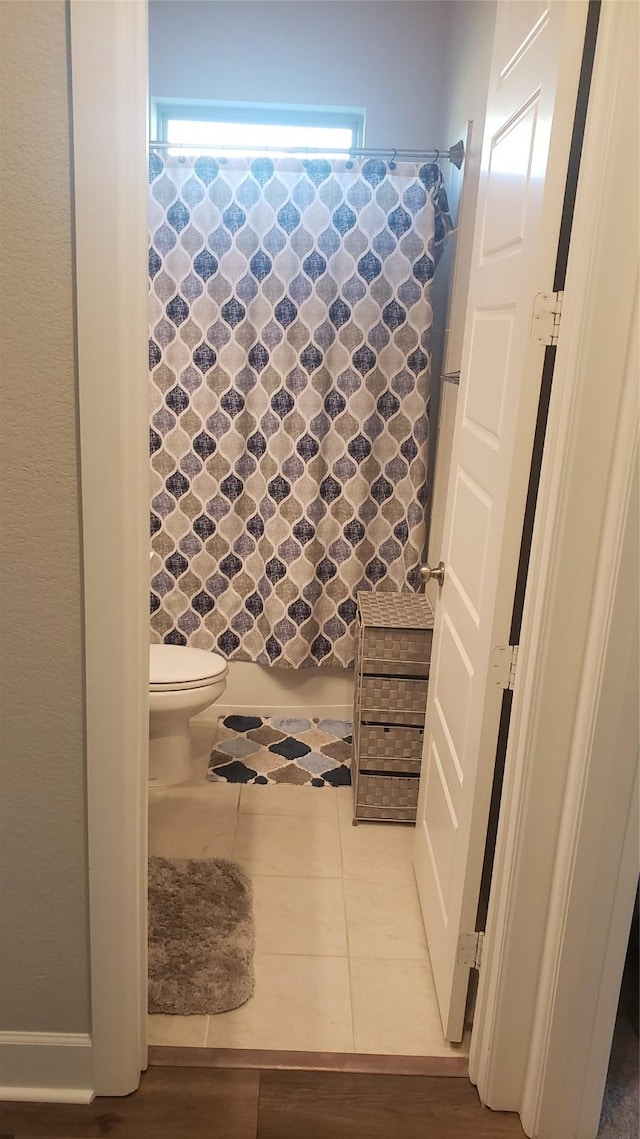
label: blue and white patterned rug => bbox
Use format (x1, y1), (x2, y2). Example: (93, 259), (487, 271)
(207, 716), (353, 786)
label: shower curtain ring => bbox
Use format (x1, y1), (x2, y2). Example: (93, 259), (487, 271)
(389, 148), (397, 171)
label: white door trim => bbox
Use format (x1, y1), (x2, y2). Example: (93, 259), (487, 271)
(70, 0), (149, 1097)
(68, 0), (638, 1132)
(470, 2), (639, 1135)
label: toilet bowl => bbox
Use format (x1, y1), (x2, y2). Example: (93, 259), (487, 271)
(149, 644), (228, 786)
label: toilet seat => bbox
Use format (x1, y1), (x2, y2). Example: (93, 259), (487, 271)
(150, 644), (228, 692)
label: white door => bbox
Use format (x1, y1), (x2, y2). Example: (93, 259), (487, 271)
(414, 0), (589, 1042)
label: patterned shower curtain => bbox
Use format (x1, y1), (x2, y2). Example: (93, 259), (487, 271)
(149, 152), (450, 667)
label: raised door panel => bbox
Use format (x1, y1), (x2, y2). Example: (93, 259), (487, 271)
(414, 0), (588, 1041)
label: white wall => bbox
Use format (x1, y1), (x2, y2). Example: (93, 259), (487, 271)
(149, 0), (451, 150)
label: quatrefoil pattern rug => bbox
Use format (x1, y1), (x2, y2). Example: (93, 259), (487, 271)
(207, 715), (353, 786)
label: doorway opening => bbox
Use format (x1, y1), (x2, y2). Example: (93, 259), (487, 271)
(143, 0), (591, 1068)
(146, 53), (470, 1066)
(63, 3), (640, 1131)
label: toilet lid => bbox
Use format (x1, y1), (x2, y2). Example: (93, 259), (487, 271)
(150, 644), (228, 690)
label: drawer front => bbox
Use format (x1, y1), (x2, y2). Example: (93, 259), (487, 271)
(361, 625), (431, 677)
(355, 774), (419, 820)
(359, 756), (422, 776)
(355, 803), (417, 823)
(358, 723), (423, 762)
(359, 675), (428, 726)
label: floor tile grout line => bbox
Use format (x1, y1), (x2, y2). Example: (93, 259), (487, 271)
(247, 871), (345, 882)
(252, 951), (350, 959)
(347, 955), (436, 965)
(238, 812), (338, 819)
(152, 734), (443, 1058)
(250, 952), (353, 960)
(337, 788), (356, 1054)
(229, 782), (240, 857)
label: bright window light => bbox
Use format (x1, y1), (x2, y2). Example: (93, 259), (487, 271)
(166, 118), (356, 157)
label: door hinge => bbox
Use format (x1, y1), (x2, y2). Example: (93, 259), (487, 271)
(490, 644), (519, 690)
(457, 931), (484, 970)
(531, 290), (564, 346)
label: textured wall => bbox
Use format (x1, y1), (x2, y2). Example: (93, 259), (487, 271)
(0, 1), (90, 1033)
(149, 1), (450, 150)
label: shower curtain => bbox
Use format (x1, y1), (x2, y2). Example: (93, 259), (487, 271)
(149, 152), (450, 667)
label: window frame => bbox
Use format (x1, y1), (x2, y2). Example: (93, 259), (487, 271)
(151, 98), (366, 151)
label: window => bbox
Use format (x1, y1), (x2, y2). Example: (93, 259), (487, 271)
(152, 100), (365, 157)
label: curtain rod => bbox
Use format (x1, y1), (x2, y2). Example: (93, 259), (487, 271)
(149, 139), (465, 169)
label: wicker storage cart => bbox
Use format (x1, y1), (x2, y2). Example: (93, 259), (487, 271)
(352, 593), (434, 824)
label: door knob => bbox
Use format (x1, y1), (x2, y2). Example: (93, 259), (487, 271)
(419, 561), (445, 586)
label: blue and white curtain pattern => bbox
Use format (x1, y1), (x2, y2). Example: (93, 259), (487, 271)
(149, 153), (450, 668)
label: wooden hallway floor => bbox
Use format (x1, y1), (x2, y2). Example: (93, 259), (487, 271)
(0, 1065), (526, 1138)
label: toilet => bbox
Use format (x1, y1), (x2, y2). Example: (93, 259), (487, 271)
(149, 644), (228, 786)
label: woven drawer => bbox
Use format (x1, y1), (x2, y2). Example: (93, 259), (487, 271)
(360, 624), (431, 677)
(355, 802), (417, 822)
(352, 723), (422, 776)
(358, 723), (423, 762)
(359, 675), (428, 726)
(355, 774), (419, 819)
(360, 756), (422, 776)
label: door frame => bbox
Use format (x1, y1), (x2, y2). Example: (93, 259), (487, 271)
(470, 3), (639, 1135)
(70, 2), (638, 1134)
(70, 0), (150, 1096)
(414, 0), (591, 1044)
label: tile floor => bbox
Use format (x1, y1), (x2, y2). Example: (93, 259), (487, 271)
(148, 719), (469, 1059)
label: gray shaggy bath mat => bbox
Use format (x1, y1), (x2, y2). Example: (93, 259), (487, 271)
(148, 856), (255, 1016)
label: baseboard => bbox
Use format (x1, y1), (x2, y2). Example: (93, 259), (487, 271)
(0, 1031), (94, 1103)
(0, 1085), (94, 1104)
(207, 703), (353, 720)
(148, 1045), (469, 1077)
